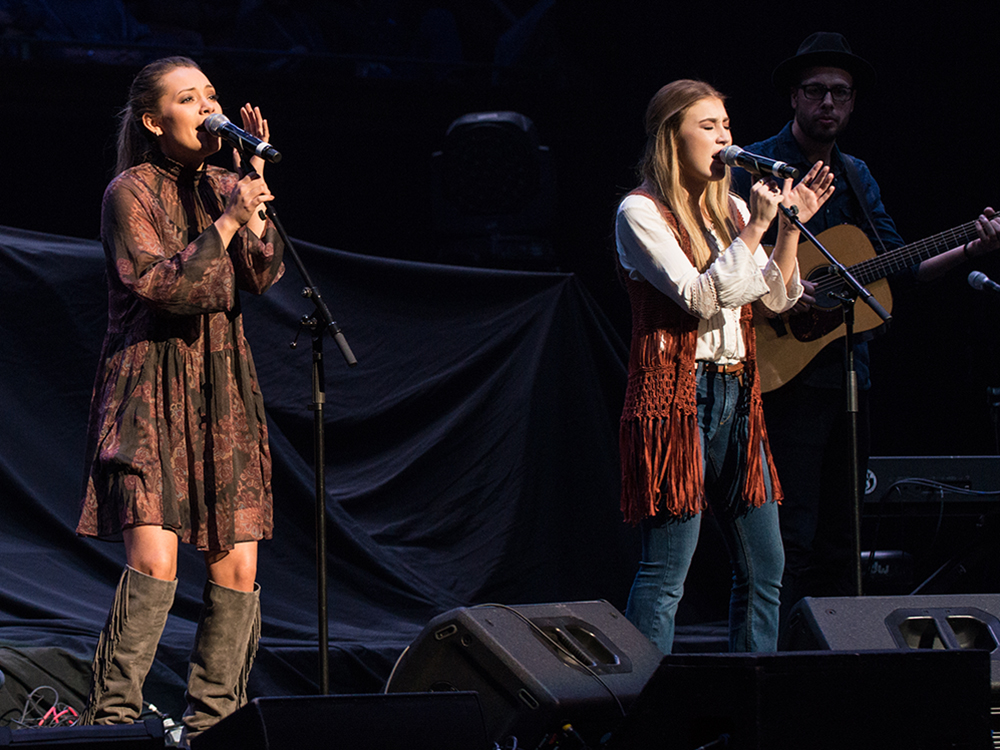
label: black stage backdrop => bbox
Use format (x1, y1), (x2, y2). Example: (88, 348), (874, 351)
(5, 3), (1000, 459)
(4, 0), (1000, 724)
(0, 225), (638, 717)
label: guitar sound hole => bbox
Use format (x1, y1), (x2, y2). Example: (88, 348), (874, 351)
(787, 307), (842, 342)
(807, 267), (845, 310)
(788, 265), (844, 342)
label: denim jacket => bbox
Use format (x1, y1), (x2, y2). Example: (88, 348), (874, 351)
(730, 122), (908, 389)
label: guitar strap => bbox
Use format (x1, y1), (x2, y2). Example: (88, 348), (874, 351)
(838, 148), (889, 256)
(839, 148), (891, 343)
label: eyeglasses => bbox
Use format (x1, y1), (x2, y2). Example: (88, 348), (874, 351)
(798, 84), (854, 103)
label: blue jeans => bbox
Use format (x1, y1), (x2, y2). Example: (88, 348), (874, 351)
(624, 366), (784, 653)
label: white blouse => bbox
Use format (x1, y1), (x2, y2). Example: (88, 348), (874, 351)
(615, 193), (802, 364)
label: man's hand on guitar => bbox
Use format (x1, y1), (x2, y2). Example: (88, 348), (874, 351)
(790, 278), (818, 313)
(781, 161), (835, 227)
(969, 207), (1000, 257)
(916, 207), (1000, 282)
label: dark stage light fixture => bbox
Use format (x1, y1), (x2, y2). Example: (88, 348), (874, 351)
(432, 111), (556, 268)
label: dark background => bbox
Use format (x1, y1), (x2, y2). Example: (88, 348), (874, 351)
(3, 1), (999, 455)
(1, 0), (1000, 722)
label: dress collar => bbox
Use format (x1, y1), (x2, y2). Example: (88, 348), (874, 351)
(150, 150), (208, 185)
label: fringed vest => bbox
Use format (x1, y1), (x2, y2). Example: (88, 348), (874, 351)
(618, 190), (783, 523)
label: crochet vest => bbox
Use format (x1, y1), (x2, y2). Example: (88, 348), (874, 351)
(618, 190), (782, 523)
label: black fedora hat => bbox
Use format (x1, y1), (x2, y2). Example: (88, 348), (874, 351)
(772, 32), (876, 91)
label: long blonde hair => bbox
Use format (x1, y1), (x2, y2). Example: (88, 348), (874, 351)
(638, 80), (737, 271)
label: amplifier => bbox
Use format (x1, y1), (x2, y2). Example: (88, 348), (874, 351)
(865, 455), (1000, 505)
(863, 456), (1000, 595)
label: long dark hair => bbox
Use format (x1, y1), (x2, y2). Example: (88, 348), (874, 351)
(114, 56), (202, 175)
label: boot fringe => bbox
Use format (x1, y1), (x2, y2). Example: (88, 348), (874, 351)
(79, 567), (131, 725)
(235, 594), (261, 709)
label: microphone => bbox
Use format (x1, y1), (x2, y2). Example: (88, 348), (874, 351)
(718, 145), (799, 180)
(969, 270), (1000, 293)
(203, 113), (282, 164)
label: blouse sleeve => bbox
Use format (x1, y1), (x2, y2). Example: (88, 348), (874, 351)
(616, 195), (802, 317)
(743, 200), (803, 315)
(617, 194), (784, 319)
(102, 175), (238, 316)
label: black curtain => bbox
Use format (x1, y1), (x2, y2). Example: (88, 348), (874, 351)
(0, 225), (638, 718)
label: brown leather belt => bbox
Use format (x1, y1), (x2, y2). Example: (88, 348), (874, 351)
(702, 361), (744, 375)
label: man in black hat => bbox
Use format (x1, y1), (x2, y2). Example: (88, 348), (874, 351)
(731, 32), (1000, 632)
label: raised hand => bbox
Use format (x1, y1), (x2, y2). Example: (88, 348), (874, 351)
(232, 103), (271, 177)
(782, 161), (835, 225)
(781, 161), (834, 224)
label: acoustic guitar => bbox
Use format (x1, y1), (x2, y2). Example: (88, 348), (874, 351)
(755, 221), (981, 393)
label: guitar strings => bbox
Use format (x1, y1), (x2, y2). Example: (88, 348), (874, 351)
(805, 220), (980, 297)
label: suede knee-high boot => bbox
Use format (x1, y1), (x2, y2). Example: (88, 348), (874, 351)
(180, 580), (260, 744)
(79, 566), (177, 725)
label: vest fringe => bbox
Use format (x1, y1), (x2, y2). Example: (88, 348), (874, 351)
(618, 190), (780, 524)
(738, 306), (783, 508)
(620, 411), (706, 524)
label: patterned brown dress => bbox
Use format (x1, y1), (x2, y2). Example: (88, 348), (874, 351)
(77, 154), (284, 551)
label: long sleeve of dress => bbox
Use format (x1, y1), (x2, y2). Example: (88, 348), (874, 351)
(101, 167), (283, 317)
(616, 194), (801, 318)
(232, 221), (285, 295)
(226, 189), (285, 296)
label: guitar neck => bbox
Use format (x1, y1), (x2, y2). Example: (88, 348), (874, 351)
(848, 221), (980, 284)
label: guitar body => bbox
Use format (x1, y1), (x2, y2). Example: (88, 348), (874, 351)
(755, 224), (895, 393)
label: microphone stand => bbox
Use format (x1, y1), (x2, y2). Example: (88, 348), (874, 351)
(243, 154), (357, 695)
(779, 205), (891, 596)
(273, 203), (356, 695)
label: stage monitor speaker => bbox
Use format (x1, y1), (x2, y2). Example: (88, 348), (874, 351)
(383, 600), (662, 747)
(783, 594), (1000, 692)
(0, 718), (163, 748)
(606, 650), (992, 750)
(191, 692), (486, 750)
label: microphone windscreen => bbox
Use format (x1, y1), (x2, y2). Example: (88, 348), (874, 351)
(203, 113), (231, 135)
(718, 145), (743, 167)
